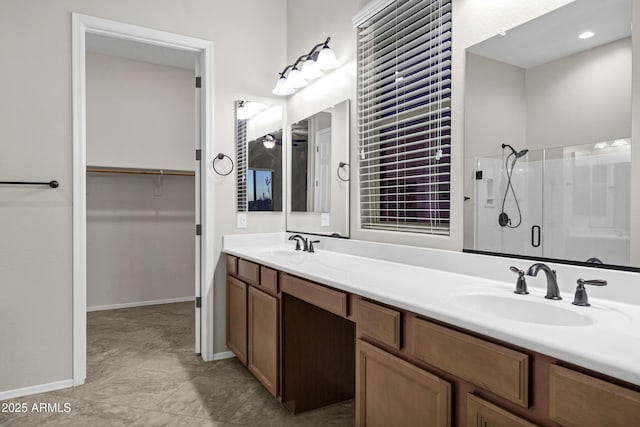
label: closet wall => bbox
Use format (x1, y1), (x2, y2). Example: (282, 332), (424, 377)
(86, 52), (195, 310)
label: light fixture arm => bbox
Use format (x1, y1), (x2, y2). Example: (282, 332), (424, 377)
(292, 55), (307, 70)
(306, 39), (329, 59)
(278, 64), (294, 78)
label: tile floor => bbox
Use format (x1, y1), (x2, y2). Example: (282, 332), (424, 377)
(0, 302), (354, 426)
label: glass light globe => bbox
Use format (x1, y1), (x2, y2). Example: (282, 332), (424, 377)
(300, 59), (324, 80)
(316, 47), (341, 70)
(272, 77), (294, 96)
(286, 68), (308, 89)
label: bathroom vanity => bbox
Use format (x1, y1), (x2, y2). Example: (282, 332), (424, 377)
(223, 236), (640, 426)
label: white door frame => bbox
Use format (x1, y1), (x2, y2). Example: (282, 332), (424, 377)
(71, 13), (215, 386)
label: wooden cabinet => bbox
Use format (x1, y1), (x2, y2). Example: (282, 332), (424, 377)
(226, 276), (247, 364)
(248, 286), (279, 397)
(411, 317), (529, 407)
(226, 254), (640, 426)
(356, 339), (451, 427)
(356, 298), (401, 350)
(281, 273), (348, 317)
(466, 394), (536, 427)
(549, 364), (640, 427)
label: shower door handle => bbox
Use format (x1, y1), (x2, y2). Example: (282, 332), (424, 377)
(531, 225), (541, 248)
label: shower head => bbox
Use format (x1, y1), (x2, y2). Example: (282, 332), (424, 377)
(515, 149), (528, 159)
(502, 144), (528, 159)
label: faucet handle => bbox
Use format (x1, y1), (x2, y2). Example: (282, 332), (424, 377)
(308, 240), (320, 253)
(293, 240), (302, 251)
(510, 266), (529, 295)
(573, 278), (608, 306)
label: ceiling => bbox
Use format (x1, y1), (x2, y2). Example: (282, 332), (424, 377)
(86, 33), (196, 70)
(467, 0), (632, 69)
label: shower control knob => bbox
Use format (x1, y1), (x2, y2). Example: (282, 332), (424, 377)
(510, 266), (529, 295)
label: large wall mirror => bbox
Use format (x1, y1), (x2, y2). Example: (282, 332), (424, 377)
(286, 99), (350, 237)
(236, 100), (284, 212)
(463, 0), (637, 269)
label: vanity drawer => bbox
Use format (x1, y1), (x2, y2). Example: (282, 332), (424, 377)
(410, 317), (529, 407)
(238, 259), (259, 286)
(466, 394), (536, 427)
(281, 274), (348, 317)
(356, 299), (401, 350)
(549, 365), (640, 427)
(259, 266), (278, 295)
(226, 255), (238, 275)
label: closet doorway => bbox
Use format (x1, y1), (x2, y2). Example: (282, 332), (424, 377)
(72, 14), (214, 386)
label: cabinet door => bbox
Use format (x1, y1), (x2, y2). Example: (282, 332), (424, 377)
(549, 365), (640, 427)
(226, 276), (247, 364)
(356, 339), (451, 427)
(467, 394), (537, 427)
(248, 286), (278, 397)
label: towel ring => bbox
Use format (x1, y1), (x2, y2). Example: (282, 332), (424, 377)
(337, 162), (349, 182)
(212, 153), (234, 176)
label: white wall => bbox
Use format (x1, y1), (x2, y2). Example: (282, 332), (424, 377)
(0, 0), (286, 394)
(87, 174), (195, 308)
(86, 52), (195, 171)
(526, 37), (631, 150)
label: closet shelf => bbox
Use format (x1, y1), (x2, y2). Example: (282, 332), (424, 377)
(86, 166), (195, 177)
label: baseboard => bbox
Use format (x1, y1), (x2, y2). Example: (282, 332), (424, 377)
(0, 379), (74, 401)
(87, 296), (194, 312)
(213, 351), (235, 361)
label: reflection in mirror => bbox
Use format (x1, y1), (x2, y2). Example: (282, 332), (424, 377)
(463, 0), (635, 268)
(236, 100), (283, 212)
(291, 111), (332, 213)
(287, 100), (350, 237)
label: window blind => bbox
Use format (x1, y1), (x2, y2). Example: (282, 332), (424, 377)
(236, 107), (248, 211)
(357, 0), (452, 235)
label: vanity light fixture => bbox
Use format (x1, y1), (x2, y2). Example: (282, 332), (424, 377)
(237, 101), (268, 120)
(271, 37), (341, 96)
(611, 138), (630, 147)
(286, 65), (308, 89)
(578, 31), (595, 39)
(272, 65), (296, 96)
(262, 134), (276, 149)
(316, 38), (341, 70)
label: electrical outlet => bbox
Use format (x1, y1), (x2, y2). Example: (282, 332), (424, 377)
(237, 212), (247, 228)
(321, 213), (330, 227)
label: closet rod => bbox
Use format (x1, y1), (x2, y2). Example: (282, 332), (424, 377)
(86, 167), (195, 177)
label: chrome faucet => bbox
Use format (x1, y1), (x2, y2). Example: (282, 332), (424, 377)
(526, 263), (562, 300)
(288, 234), (308, 251)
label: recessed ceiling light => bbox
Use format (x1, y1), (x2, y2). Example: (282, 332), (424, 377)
(579, 31), (595, 39)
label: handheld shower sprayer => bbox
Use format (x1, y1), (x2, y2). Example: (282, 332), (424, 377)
(502, 143), (528, 159)
(499, 143), (528, 228)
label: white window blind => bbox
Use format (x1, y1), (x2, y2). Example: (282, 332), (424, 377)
(357, 0), (452, 235)
(236, 103), (248, 211)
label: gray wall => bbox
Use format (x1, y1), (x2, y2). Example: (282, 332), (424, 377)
(0, 0), (286, 394)
(87, 174), (195, 308)
(86, 52), (195, 171)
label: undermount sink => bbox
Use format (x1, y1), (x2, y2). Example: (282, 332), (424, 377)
(454, 294), (594, 327)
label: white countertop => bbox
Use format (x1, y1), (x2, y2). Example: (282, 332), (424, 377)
(223, 236), (640, 387)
